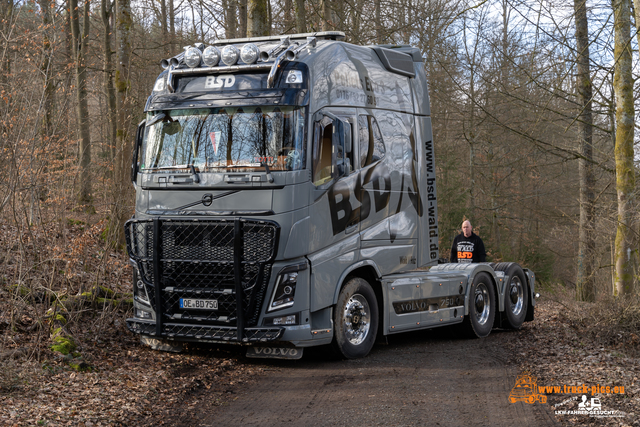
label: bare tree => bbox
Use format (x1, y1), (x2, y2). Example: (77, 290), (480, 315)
(612, 0), (636, 296)
(101, 0), (117, 160)
(114, 0), (133, 244)
(574, 0), (596, 301)
(70, 0), (92, 205)
(248, 0), (269, 36)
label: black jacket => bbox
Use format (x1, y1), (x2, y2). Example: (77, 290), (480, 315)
(450, 232), (486, 263)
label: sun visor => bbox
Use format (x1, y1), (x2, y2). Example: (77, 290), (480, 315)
(371, 47), (416, 78)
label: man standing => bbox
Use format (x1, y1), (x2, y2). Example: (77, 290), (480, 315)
(450, 220), (486, 263)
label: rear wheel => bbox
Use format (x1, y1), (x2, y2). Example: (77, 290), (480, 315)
(494, 263), (528, 329)
(462, 272), (495, 338)
(333, 277), (378, 359)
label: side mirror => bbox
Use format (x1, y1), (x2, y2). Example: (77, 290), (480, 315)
(131, 120), (145, 187)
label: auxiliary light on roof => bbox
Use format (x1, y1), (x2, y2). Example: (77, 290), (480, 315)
(240, 44), (260, 64)
(184, 46), (202, 68)
(202, 46), (221, 67)
(221, 45), (240, 66)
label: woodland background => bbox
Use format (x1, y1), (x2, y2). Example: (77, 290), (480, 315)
(1, 0), (640, 399)
(2, 0), (640, 425)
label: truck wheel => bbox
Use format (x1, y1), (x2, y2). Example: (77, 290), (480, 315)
(495, 263), (528, 329)
(462, 272), (495, 338)
(333, 277), (378, 359)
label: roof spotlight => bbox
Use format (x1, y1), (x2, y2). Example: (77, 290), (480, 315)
(221, 45), (240, 66)
(184, 47), (202, 68)
(202, 46), (221, 67)
(240, 44), (260, 64)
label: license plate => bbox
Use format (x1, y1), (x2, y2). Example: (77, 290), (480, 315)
(246, 346), (303, 360)
(179, 298), (218, 310)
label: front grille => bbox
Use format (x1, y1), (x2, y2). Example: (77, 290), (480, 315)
(125, 218), (279, 331)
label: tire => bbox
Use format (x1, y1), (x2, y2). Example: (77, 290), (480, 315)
(494, 263), (528, 330)
(461, 272), (495, 338)
(333, 277), (378, 359)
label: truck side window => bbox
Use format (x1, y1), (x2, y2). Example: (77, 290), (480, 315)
(312, 120), (334, 186)
(358, 115), (386, 168)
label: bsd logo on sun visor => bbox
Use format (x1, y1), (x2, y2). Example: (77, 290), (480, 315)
(205, 75), (236, 89)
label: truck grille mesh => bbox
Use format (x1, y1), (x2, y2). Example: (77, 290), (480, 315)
(125, 218), (279, 328)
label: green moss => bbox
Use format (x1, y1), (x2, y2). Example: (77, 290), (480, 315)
(53, 314), (67, 325)
(68, 360), (91, 372)
(50, 335), (76, 355)
(10, 284), (30, 296)
(97, 286), (116, 298)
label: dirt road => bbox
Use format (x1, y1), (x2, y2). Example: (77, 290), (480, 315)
(198, 327), (559, 427)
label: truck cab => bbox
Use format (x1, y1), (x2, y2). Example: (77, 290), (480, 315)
(125, 32), (535, 359)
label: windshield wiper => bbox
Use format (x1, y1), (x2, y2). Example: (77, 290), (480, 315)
(260, 162), (274, 183)
(188, 164), (200, 183)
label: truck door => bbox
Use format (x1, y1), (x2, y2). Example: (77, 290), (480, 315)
(307, 109), (359, 312)
(308, 109), (357, 252)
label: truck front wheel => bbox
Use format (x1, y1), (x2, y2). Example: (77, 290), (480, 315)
(462, 272), (495, 338)
(333, 277), (378, 359)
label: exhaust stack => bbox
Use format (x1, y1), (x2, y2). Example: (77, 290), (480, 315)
(285, 37), (317, 61)
(260, 36), (291, 62)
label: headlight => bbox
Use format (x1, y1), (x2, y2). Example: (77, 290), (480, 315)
(202, 46), (221, 67)
(132, 267), (150, 304)
(184, 47), (202, 68)
(221, 45), (239, 66)
(240, 44), (260, 64)
(268, 263), (307, 312)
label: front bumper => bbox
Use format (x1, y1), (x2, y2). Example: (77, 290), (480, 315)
(127, 318), (284, 343)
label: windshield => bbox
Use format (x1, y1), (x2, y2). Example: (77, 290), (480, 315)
(141, 106), (306, 172)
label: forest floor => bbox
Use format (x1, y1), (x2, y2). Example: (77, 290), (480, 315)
(1, 217), (639, 426)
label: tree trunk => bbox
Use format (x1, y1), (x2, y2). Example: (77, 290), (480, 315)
(160, 0), (168, 55)
(70, 0), (92, 205)
(101, 0), (117, 161)
(222, 0), (236, 39)
(239, 0), (248, 37)
(247, 0), (269, 37)
(114, 0), (133, 245)
(612, 0), (636, 296)
(284, 0), (293, 32)
(295, 0), (306, 33)
(169, 0), (176, 50)
(375, 0), (382, 43)
(574, 0), (596, 301)
(321, 0), (332, 30)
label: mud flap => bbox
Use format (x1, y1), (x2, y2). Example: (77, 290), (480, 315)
(246, 346), (303, 360)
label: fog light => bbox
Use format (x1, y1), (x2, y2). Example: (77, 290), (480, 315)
(136, 308), (152, 319)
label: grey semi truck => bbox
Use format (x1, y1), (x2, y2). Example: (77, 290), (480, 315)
(125, 32), (535, 359)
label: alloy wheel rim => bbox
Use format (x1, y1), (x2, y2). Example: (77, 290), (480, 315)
(343, 294), (371, 345)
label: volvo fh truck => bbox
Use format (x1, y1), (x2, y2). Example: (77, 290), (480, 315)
(125, 32), (535, 359)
